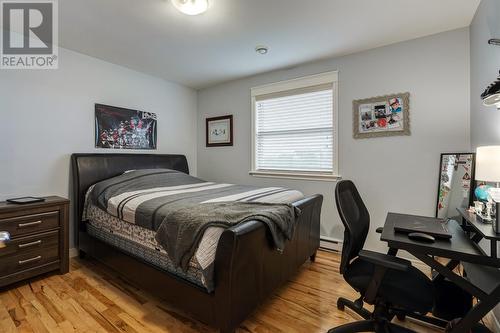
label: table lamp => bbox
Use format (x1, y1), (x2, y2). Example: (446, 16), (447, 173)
(476, 146), (500, 233)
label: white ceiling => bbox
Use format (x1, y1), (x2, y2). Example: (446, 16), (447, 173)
(59, 0), (480, 89)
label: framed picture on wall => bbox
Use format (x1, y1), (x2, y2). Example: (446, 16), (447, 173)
(206, 115), (233, 147)
(95, 104), (157, 150)
(353, 92), (410, 139)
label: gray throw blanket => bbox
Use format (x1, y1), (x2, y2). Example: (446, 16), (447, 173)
(155, 201), (300, 271)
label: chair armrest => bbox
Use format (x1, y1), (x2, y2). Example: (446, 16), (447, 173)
(358, 250), (411, 271)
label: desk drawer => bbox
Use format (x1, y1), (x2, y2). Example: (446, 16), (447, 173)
(0, 211), (59, 237)
(0, 230), (59, 276)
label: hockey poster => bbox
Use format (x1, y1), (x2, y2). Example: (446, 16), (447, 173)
(95, 104), (157, 150)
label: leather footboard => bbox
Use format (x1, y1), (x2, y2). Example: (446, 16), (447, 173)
(213, 194), (323, 332)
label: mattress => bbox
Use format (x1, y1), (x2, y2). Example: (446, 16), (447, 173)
(86, 204), (222, 291)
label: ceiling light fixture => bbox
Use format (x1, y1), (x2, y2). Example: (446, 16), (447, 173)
(255, 45), (268, 55)
(171, 0), (209, 16)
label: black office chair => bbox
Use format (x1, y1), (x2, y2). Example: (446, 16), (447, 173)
(328, 180), (435, 333)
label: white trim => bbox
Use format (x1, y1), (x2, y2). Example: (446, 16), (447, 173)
(332, 78), (339, 176)
(320, 236), (343, 252)
(250, 71), (338, 97)
(69, 247), (78, 258)
(249, 170), (341, 182)
(250, 71), (340, 178)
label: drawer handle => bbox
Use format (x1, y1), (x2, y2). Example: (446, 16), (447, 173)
(18, 220), (42, 228)
(18, 240), (42, 249)
(18, 256), (42, 265)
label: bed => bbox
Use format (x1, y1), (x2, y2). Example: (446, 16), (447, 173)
(71, 153), (322, 333)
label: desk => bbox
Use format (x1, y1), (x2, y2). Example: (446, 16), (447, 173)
(381, 212), (500, 333)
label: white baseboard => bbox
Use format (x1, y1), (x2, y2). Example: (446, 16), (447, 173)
(69, 247), (78, 258)
(320, 236), (343, 252)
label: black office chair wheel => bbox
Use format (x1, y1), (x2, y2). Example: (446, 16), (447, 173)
(337, 298), (345, 311)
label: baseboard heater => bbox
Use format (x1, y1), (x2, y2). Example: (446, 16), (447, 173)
(320, 236), (342, 252)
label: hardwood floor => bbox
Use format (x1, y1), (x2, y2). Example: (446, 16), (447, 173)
(0, 250), (494, 333)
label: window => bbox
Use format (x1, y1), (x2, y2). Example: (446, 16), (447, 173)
(250, 71), (339, 180)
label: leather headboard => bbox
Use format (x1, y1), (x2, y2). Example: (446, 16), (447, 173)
(71, 153), (189, 243)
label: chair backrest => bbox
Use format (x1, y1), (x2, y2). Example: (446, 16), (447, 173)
(335, 180), (370, 274)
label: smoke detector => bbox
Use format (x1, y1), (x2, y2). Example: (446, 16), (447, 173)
(255, 45), (269, 55)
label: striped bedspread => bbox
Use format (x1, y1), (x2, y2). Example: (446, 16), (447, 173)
(87, 169), (304, 230)
(84, 168), (304, 290)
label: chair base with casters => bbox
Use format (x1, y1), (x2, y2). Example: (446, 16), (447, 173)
(333, 295), (449, 333)
(329, 299), (416, 333)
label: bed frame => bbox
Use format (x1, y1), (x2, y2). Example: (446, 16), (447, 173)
(71, 153), (322, 333)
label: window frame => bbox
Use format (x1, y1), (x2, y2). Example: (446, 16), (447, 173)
(250, 71), (340, 181)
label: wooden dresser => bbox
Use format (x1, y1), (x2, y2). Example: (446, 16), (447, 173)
(0, 196), (69, 287)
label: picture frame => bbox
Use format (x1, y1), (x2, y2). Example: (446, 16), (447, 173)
(435, 153), (475, 219)
(206, 115), (233, 147)
(95, 104), (157, 150)
(353, 92), (410, 139)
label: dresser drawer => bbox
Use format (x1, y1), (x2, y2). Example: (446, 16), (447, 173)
(0, 230), (59, 276)
(0, 230), (59, 258)
(0, 211), (59, 237)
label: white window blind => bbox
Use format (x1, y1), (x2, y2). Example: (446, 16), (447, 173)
(254, 83), (334, 175)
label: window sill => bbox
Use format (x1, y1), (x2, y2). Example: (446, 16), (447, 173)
(249, 170), (342, 182)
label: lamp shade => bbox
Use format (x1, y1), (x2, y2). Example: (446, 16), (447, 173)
(475, 146), (500, 182)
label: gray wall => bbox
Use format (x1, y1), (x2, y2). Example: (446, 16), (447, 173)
(470, 0), (500, 327)
(197, 28), (471, 252)
(470, 0), (500, 149)
(0, 47), (198, 247)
